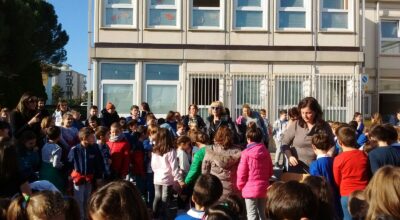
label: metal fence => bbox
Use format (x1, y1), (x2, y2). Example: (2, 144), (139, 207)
(187, 72), (358, 122)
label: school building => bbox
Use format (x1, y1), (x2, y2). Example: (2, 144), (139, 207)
(90, 0), (365, 121)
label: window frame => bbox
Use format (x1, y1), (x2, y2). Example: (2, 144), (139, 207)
(102, 0), (137, 29)
(99, 61), (137, 116)
(144, 63), (181, 118)
(189, 0), (225, 31)
(276, 0), (311, 31)
(146, 0), (181, 30)
(232, 0), (268, 31)
(380, 19), (400, 55)
(320, 0), (354, 32)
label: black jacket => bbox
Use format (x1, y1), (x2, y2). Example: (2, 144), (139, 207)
(100, 109), (120, 128)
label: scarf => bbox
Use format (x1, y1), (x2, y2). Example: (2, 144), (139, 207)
(109, 133), (124, 142)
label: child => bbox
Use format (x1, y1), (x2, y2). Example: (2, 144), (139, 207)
(68, 127), (104, 219)
(40, 126), (64, 192)
(71, 109), (84, 131)
(176, 135), (192, 177)
(176, 122), (186, 137)
(272, 110), (288, 166)
(87, 115), (100, 132)
(88, 180), (149, 220)
(303, 176), (336, 220)
(176, 174), (223, 220)
(333, 125), (369, 220)
(95, 126), (112, 181)
(259, 109), (271, 137)
(119, 117), (128, 133)
(85, 105), (99, 127)
(16, 130), (40, 182)
(348, 190), (368, 220)
(237, 127), (273, 220)
(185, 130), (210, 187)
(106, 122), (130, 180)
(126, 105), (145, 125)
(7, 190), (65, 220)
(151, 128), (184, 220)
(310, 132), (342, 218)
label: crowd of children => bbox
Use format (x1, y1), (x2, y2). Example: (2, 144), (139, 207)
(0, 93), (400, 220)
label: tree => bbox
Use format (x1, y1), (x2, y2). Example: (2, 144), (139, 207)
(51, 85), (63, 105)
(0, 0), (69, 108)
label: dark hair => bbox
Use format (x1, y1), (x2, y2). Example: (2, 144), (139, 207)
(0, 198), (10, 220)
(130, 105), (139, 111)
(89, 115), (99, 122)
(119, 117), (126, 122)
(246, 127), (263, 143)
(213, 126), (232, 149)
(297, 97), (323, 128)
(176, 135), (191, 147)
(353, 112), (362, 120)
(348, 120), (358, 130)
(95, 126), (109, 139)
(188, 104), (198, 111)
(110, 122), (122, 131)
(127, 119), (138, 127)
(288, 107), (300, 120)
(18, 130), (36, 144)
(267, 181), (317, 220)
(336, 125), (358, 148)
(90, 105), (98, 110)
(89, 180), (149, 220)
(37, 97), (45, 102)
(311, 132), (331, 151)
(141, 102), (150, 112)
(204, 204), (239, 220)
(192, 174), (223, 208)
(369, 124), (398, 145)
(177, 122), (185, 129)
(349, 190), (368, 219)
(303, 176), (335, 220)
(190, 130), (209, 145)
(136, 125), (147, 135)
(78, 127), (94, 141)
(279, 109), (287, 115)
(0, 121), (9, 130)
(260, 109), (266, 114)
(153, 128), (174, 156)
(56, 100), (68, 112)
(64, 196), (80, 220)
(0, 141), (19, 182)
(47, 126), (61, 141)
(166, 111), (175, 122)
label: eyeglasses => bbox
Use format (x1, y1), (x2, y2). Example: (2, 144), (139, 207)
(211, 106), (221, 110)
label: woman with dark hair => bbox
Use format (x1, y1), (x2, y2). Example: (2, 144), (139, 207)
(281, 97), (334, 173)
(182, 104), (206, 131)
(205, 101), (237, 143)
(140, 102), (151, 119)
(10, 93), (42, 138)
(201, 126), (241, 201)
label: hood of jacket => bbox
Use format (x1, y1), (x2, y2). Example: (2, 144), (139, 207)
(244, 142), (269, 159)
(205, 144), (241, 169)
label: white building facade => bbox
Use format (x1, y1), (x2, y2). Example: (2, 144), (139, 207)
(91, 0), (363, 121)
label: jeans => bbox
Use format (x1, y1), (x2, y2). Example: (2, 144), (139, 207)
(341, 196), (351, 220)
(73, 182), (92, 220)
(145, 173), (155, 207)
(153, 184), (177, 220)
(245, 198), (267, 220)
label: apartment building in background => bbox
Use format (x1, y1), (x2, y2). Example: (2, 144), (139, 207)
(91, 0), (364, 121)
(365, 0), (400, 120)
(44, 64), (87, 104)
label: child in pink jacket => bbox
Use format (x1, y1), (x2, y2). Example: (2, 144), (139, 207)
(237, 126), (273, 220)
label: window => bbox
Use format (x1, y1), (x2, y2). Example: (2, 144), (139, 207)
(233, 0), (267, 30)
(321, 0), (353, 30)
(145, 64), (180, 116)
(381, 20), (400, 54)
(146, 0), (180, 29)
(277, 0), (310, 30)
(104, 0), (136, 28)
(100, 63), (136, 115)
(190, 0), (225, 30)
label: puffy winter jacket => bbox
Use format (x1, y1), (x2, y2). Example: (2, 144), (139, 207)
(237, 142), (273, 198)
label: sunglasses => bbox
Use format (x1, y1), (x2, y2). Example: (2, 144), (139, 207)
(211, 106), (221, 110)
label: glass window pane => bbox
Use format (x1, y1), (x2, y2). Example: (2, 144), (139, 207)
(277, 80), (302, 106)
(193, 10), (220, 27)
(236, 11), (263, 27)
(238, 0), (261, 7)
(150, 0), (175, 5)
(236, 80), (261, 105)
(193, 0), (220, 7)
(323, 0), (346, 9)
(149, 9), (176, 26)
(280, 0), (303, 7)
(103, 84), (134, 114)
(145, 64), (179, 80)
(279, 11), (305, 28)
(381, 41), (400, 54)
(108, 0), (131, 4)
(101, 63), (135, 80)
(147, 85), (177, 114)
(322, 12), (348, 28)
(381, 21), (398, 38)
(105, 8), (133, 25)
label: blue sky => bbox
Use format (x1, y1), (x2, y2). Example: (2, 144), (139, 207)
(48, 0), (88, 75)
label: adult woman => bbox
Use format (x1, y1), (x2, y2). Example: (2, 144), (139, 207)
(235, 104), (267, 145)
(202, 126), (241, 201)
(281, 97), (334, 173)
(182, 104), (206, 131)
(205, 101), (236, 143)
(53, 100), (69, 127)
(365, 166), (400, 220)
(140, 102), (151, 119)
(10, 93), (42, 138)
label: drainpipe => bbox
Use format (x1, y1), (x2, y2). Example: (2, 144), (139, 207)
(375, 1), (380, 113)
(312, 0), (318, 97)
(361, 0), (366, 114)
(87, 0), (93, 117)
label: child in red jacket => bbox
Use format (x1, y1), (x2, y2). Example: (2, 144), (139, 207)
(107, 122), (130, 179)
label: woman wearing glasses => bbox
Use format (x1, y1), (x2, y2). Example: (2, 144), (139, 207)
(205, 101), (237, 143)
(10, 92), (42, 138)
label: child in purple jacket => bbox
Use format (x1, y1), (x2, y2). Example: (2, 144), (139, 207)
(237, 126), (273, 220)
